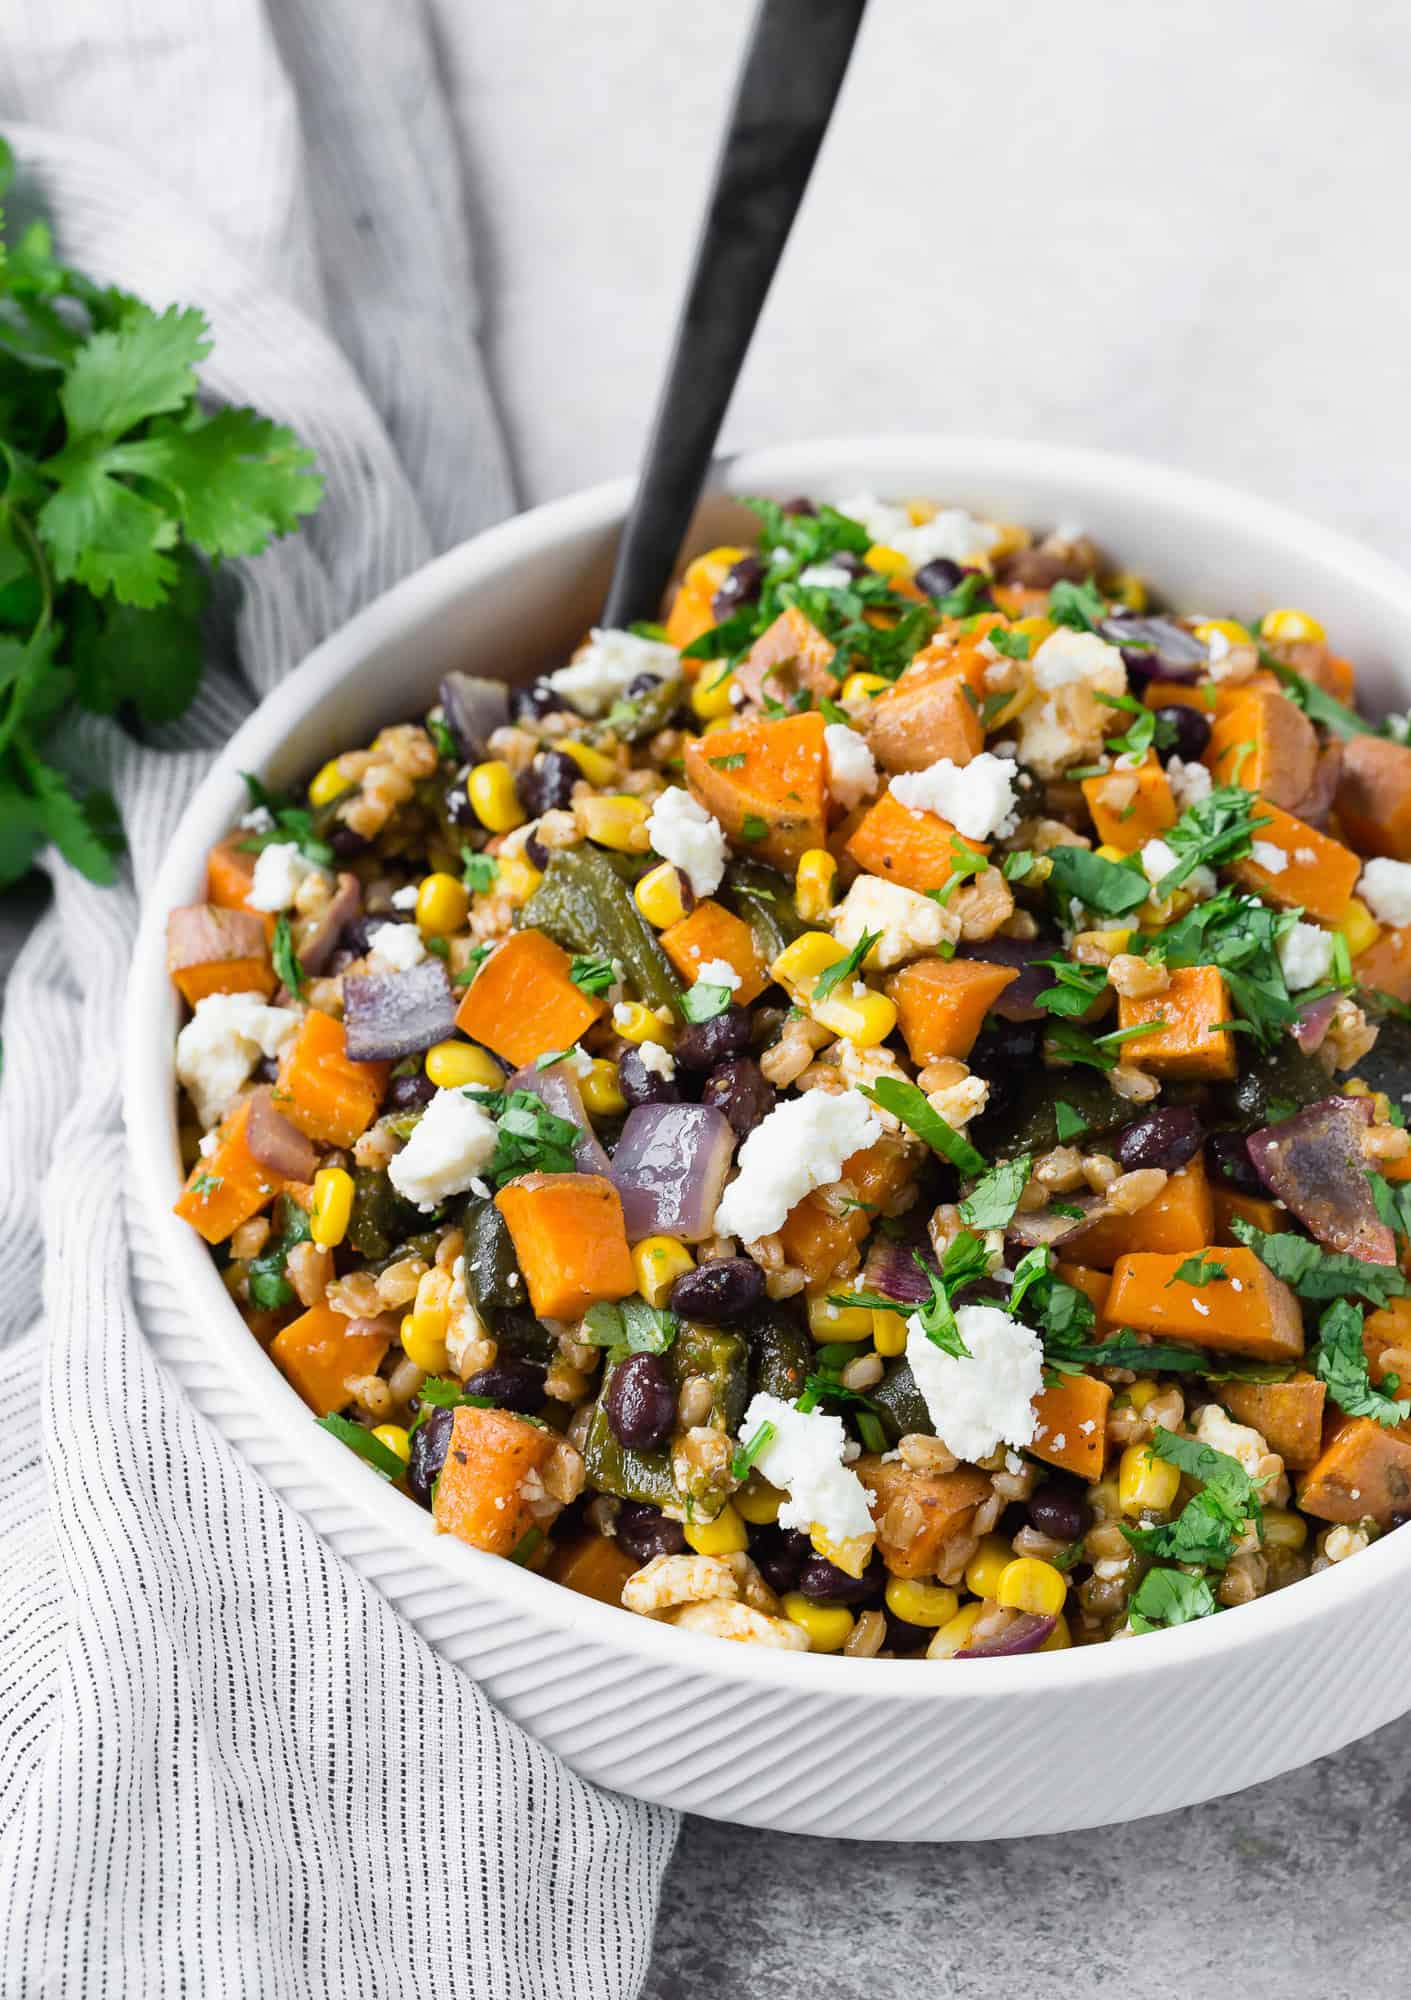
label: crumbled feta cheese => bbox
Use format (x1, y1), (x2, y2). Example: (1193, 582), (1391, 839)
(391, 884), (420, 911)
(646, 787), (727, 897)
(1166, 757), (1213, 811)
(637, 1041), (677, 1080)
(738, 1393), (876, 1544)
(835, 492), (1001, 571)
(1278, 920), (1334, 991)
(547, 627), (678, 717)
(927, 1071), (988, 1127)
(890, 750), (1019, 841)
(1360, 857), (1411, 930)
(387, 1088), (499, 1211)
(798, 562), (856, 590)
(248, 840), (319, 913)
(1140, 838), (1215, 900)
(175, 992), (299, 1129)
(715, 1089), (881, 1242)
(905, 1303), (1043, 1463)
(1249, 840), (1288, 876)
(694, 958), (741, 992)
(823, 723), (878, 812)
(1194, 1402), (1269, 1481)
(367, 923), (427, 973)
(1031, 629), (1124, 694)
(831, 873), (952, 969)
(1017, 630), (1127, 778)
(239, 805), (275, 834)
(198, 1131), (220, 1158)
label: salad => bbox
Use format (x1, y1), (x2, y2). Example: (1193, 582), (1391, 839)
(168, 492), (1411, 1661)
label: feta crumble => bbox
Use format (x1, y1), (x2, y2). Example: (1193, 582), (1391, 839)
(714, 1089), (881, 1242)
(1277, 920), (1334, 991)
(1141, 838), (1215, 900)
(890, 750), (1019, 841)
(737, 1393), (876, 1544)
(646, 787), (727, 897)
(1017, 629), (1127, 777)
(176, 992), (299, 1129)
(1359, 857), (1411, 930)
(547, 627), (678, 717)
(637, 1041), (677, 1080)
(1166, 757), (1213, 811)
(831, 873), (951, 969)
(823, 722), (879, 812)
(391, 884), (420, 911)
(799, 562), (857, 590)
(694, 957), (741, 992)
(1249, 840), (1288, 876)
(388, 1088), (499, 1211)
(905, 1303), (1043, 1463)
(367, 923), (427, 973)
(834, 492), (1001, 571)
(248, 840), (320, 913)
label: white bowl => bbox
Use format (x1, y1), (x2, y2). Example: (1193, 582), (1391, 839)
(126, 437), (1411, 1841)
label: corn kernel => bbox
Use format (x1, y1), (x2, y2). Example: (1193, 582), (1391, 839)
(579, 793), (649, 852)
(864, 544), (912, 578)
(415, 870), (470, 936)
(1263, 1507), (1309, 1550)
(702, 715), (736, 737)
(400, 1316), (449, 1376)
(310, 1166), (354, 1249)
(1260, 607), (1326, 645)
(871, 1309), (908, 1357)
(885, 1578), (959, 1628)
(795, 849), (838, 923)
(840, 671), (890, 706)
(580, 1058), (628, 1119)
(467, 760), (526, 833)
(926, 1601), (988, 1660)
(552, 737), (618, 787)
(612, 1001), (673, 1047)
(1095, 844), (1129, 866)
(371, 1424), (412, 1465)
(733, 1480), (784, 1525)
(1040, 1614), (1073, 1651)
(684, 1503), (748, 1556)
(770, 930), (847, 994)
(690, 666), (737, 721)
(425, 1039), (502, 1091)
(632, 1234), (694, 1308)
(809, 1527), (873, 1578)
(781, 1593), (855, 1652)
(1109, 571), (1148, 613)
(308, 757), (349, 808)
(1337, 897), (1380, 961)
(811, 986), (898, 1047)
(1194, 618), (1253, 647)
(497, 854), (543, 905)
(964, 1533), (1014, 1601)
(1118, 1441), (1182, 1515)
(1127, 1377), (1160, 1412)
(635, 860), (689, 929)
(997, 1557), (1068, 1617)
(807, 1296), (875, 1343)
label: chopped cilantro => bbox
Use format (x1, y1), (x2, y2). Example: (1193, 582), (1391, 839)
(1096, 689), (1157, 760)
(858, 1076), (986, 1175)
(930, 839), (988, 905)
(958, 1152), (1033, 1231)
(460, 847), (499, 893)
(1147, 890), (1302, 1049)
(189, 1171), (222, 1198)
(1152, 786), (1271, 898)
(239, 774), (335, 867)
(272, 913), (305, 996)
(569, 954), (616, 998)
(679, 980), (734, 1023)
(428, 715), (458, 760)
(1167, 1256), (1229, 1288)
(1311, 1297), (1411, 1427)
(1033, 956), (1109, 1018)
(731, 1419), (777, 1482)
(488, 1091), (580, 1185)
(928, 571), (993, 618)
(1127, 1568), (1218, 1633)
(315, 1413), (408, 1481)
(1001, 849), (1037, 883)
(581, 1299), (679, 1354)
(1265, 657), (1370, 741)
(812, 929), (882, 1006)
(818, 693), (850, 725)
(739, 813), (769, 843)
(986, 627), (1032, 661)
(1045, 844), (1149, 918)
(708, 752), (747, 771)
(1053, 1101), (1089, 1142)
(1046, 577), (1107, 632)
(1231, 1219), (1411, 1309)
(453, 943), (494, 987)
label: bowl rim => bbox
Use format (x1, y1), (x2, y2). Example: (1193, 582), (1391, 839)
(125, 432), (1411, 1702)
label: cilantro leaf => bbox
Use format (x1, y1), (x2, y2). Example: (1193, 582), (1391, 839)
(1046, 577), (1107, 632)
(986, 627), (1031, 661)
(679, 981), (734, 1023)
(1230, 1219), (1411, 1309)
(813, 928), (881, 1006)
(461, 847), (499, 893)
(1053, 1101), (1089, 1142)
(1127, 1568), (1218, 1633)
(1033, 956), (1109, 1019)
(315, 1412), (407, 1482)
(1311, 1297), (1411, 1427)
(731, 1419), (777, 1481)
(1153, 786), (1271, 898)
(488, 1091), (580, 1185)
(581, 1299), (679, 1354)
(272, 914), (305, 995)
(1265, 658), (1369, 742)
(958, 1152), (1032, 1230)
(1167, 1256), (1228, 1288)
(858, 1076), (986, 1175)
(1045, 844), (1149, 918)
(569, 954), (616, 998)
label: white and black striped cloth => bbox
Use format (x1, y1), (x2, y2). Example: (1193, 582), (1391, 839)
(0, 6), (677, 1993)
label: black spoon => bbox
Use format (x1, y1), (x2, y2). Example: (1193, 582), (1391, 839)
(600, 0), (869, 630)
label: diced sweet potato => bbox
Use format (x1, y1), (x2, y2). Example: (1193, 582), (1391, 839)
(166, 902), (275, 1006)
(864, 643), (985, 776)
(1204, 689), (1318, 808)
(663, 546), (746, 655)
(1081, 756), (1176, 853)
(1230, 801), (1360, 926)
(733, 606), (839, 709)
(684, 710), (828, 872)
(276, 1007), (388, 1149)
(1267, 639), (1355, 703)
(1297, 1414), (1411, 1525)
(494, 1173), (635, 1320)
(547, 1533), (641, 1607)
(1029, 1372), (1112, 1481)
(660, 899), (768, 1003)
(1211, 1189), (1291, 1247)
(1354, 923), (1411, 1004)
(1219, 1373), (1326, 1471)
(1361, 1296), (1411, 1383)
(173, 1096), (285, 1245)
(1069, 1159), (1213, 1270)
(205, 834), (262, 912)
(1106, 1245), (1305, 1361)
(1141, 680), (1223, 717)
(855, 1454), (991, 1578)
(432, 1405), (560, 1555)
(1117, 965), (1236, 1081)
(886, 956), (1019, 1064)
(845, 790), (988, 895)
(271, 1304), (391, 1418)
(777, 1138), (914, 1293)
(454, 926), (605, 1070)
(1336, 734), (1411, 861)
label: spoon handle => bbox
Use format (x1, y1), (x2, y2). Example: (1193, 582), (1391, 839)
(601, 0), (868, 629)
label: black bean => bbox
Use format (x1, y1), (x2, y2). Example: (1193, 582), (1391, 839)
(525, 833), (549, 870)
(914, 557), (965, 599)
(516, 747), (580, 817)
(338, 914), (379, 958)
(385, 1070), (436, 1112)
(1205, 1130), (1262, 1194)
(1390, 1511), (1411, 1531)
(328, 823), (370, 860)
(445, 785), (477, 828)
(462, 1357), (548, 1415)
(615, 1501), (687, 1564)
(795, 1552), (882, 1605)
(1027, 1479), (1091, 1544)
(752, 1525), (810, 1595)
(624, 671), (664, 699)
(604, 1352), (676, 1450)
(883, 1608), (933, 1655)
(668, 1256), (764, 1324)
(407, 1405), (454, 1506)
(1156, 704), (1212, 763)
(618, 1044), (681, 1108)
(781, 496), (815, 517)
(510, 678), (563, 722)
(710, 555), (765, 621)
(1116, 1105), (1203, 1174)
(674, 1004), (752, 1072)
(700, 1057), (775, 1138)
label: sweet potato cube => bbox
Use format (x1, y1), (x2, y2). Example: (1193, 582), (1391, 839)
(1336, 734), (1411, 861)
(1211, 1189), (1291, 1247)
(1069, 1159), (1213, 1270)
(660, 899), (768, 1003)
(864, 645), (984, 776)
(1230, 801), (1360, 926)
(684, 710), (828, 872)
(494, 1172), (635, 1321)
(1029, 1372), (1112, 1482)
(1297, 1415), (1411, 1525)
(173, 1096), (285, 1245)
(432, 1405), (561, 1556)
(733, 606), (838, 708)
(1081, 756), (1176, 853)
(845, 790), (988, 895)
(887, 956), (1019, 1064)
(1353, 923), (1411, 1004)
(855, 1455), (991, 1578)
(1117, 965), (1235, 1081)
(1361, 1296), (1411, 1384)
(1106, 1246), (1305, 1361)
(547, 1533), (641, 1607)
(205, 834), (262, 913)
(1204, 689), (1317, 808)
(271, 1303), (391, 1418)
(276, 1007), (388, 1148)
(454, 926), (605, 1070)
(777, 1138), (914, 1293)
(1219, 1373), (1326, 1471)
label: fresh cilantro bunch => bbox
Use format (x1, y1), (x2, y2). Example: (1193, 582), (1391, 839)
(0, 137), (322, 887)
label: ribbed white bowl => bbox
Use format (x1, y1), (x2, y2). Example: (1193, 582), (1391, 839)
(125, 438), (1411, 1839)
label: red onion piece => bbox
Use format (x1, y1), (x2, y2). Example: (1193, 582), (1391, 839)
(440, 672), (509, 762)
(244, 1087), (318, 1182)
(611, 1102), (736, 1244)
(508, 1062), (611, 1177)
(1247, 1095), (1394, 1264)
(300, 872), (362, 976)
(956, 1612), (1057, 1658)
(166, 902), (269, 978)
(1007, 1192), (1109, 1251)
(861, 1230), (937, 1306)
(1099, 615), (1208, 683)
(1290, 993), (1338, 1055)
(343, 959), (457, 1062)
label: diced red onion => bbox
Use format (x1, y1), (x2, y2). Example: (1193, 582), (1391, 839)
(1007, 1193), (1108, 1251)
(1290, 993), (1338, 1055)
(343, 959), (457, 1062)
(861, 1231), (937, 1306)
(610, 1102), (736, 1244)
(1099, 615), (1207, 683)
(300, 872), (362, 976)
(244, 1087), (318, 1182)
(508, 1063), (611, 1176)
(166, 902), (268, 975)
(1247, 1095), (1394, 1264)
(440, 672), (509, 762)
(956, 1612), (1057, 1658)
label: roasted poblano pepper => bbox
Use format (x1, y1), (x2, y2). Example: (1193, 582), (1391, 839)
(524, 846), (680, 1012)
(583, 1321), (748, 1514)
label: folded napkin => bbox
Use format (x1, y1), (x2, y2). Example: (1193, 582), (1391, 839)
(0, 5), (676, 1993)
